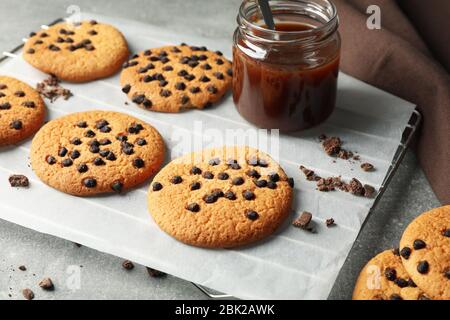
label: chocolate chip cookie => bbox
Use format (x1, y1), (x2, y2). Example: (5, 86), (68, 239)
(353, 249), (428, 300)
(30, 111), (165, 196)
(148, 146), (294, 248)
(120, 44), (232, 113)
(399, 206), (450, 300)
(0, 76), (46, 146)
(23, 20), (129, 82)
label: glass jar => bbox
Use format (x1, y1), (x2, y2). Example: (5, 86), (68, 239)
(233, 0), (341, 132)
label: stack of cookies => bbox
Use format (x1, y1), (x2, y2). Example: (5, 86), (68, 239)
(353, 205), (450, 300)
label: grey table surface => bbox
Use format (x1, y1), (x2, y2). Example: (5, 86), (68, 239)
(0, 0), (441, 300)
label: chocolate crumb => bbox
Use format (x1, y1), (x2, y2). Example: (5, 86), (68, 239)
(122, 260), (134, 270)
(146, 267), (166, 278)
(18, 265), (27, 271)
(36, 75), (72, 102)
(38, 278), (54, 291)
(322, 136), (342, 156)
(9, 175), (29, 187)
(292, 211), (313, 231)
(326, 218), (336, 227)
(361, 163), (375, 172)
(22, 289), (34, 300)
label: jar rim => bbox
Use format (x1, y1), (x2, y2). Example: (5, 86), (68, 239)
(238, 0), (339, 43)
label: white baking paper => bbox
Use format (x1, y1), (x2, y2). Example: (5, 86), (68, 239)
(0, 13), (416, 299)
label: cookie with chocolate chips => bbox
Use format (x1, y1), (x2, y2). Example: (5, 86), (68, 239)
(0, 76), (46, 146)
(148, 146), (293, 248)
(120, 44), (232, 113)
(353, 249), (428, 300)
(23, 20), (129, 82)
(399, 206), (450, 300)
(30, 111), (164, 196)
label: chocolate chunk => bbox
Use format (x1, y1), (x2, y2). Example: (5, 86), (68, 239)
(180, 56), (190, 64)
(268, 173), (280, 182)
(443, 229), (450, 237)
(18, 265), (27, 271)
(83, 178), (97, 188)
(77, 121), (88, 128)
(190, 182), (201, 191)
(27, 48), (35, 54)
(171, 47), (181, 53)
(85, 130), (96, 138)
(61, 158), (73, 167)
(46, 155), (57, 165)
(228, 162), (241, 170)
(116, 135), (128, 142)
(203, 171), (214, 179)
(34, 40), (43, 45)
(144, 49), (152, 56)
(246, 169), (260, 179)
(9, 175), (29, 187)
(191, 166), (202, 175)
(199, 75), (210, 83)
(152, 182), (163, 191)
(99, 138), (111, 146)
(204, 194), (218, 204)
(99, 126), (111, 133)
(90, 20), (98, 25)
(122, 84), (131, 94)
(146, 267), (166, 278)
(215, 59), (224, 65)
(224, 191), (236, 200)
(267, 181), (277, 189)
(190, 87), (201, 94)
(292, 211), (313, 230)
(162, 65), (174, 71)
(170, 176), (183, 184)
(132, 158), (145, 168)
(94, 120), (109, 131)
(444, 269), (450, 280)
(246, 210), (259, 221)
(177, 70), (188, 77)
(99, 150), (110, 158)
(0, 84), (7, 90)
(122, 145), (134, 155)
(349, 178), (364, 196)
(407, 278), (417, 287)
(22, 288), (34, 300)
(93, 157), (105, 166)
(48, 44), (61, 51)
(389, 294), (403, 300)
(29, 32), (36, 37)
(77, 164), (88, 173)
(39, 278), (54, 291)
(14, 90), (26, 97)
(216, 51), (223, 56)
(0, 92), (4, 98)
(160, 89), (172, 97)
(70, 150), (81, 159)
(106, 152), (116, 161)
(300, 165), (318, 180)
(232, 177), (244, 186)
(187, 203), (200, 213)
(417, 261), (429, 274)
(213, 72), (224, 80)
(188, 60), (199, 68)
(201, 64), (212, 70)
(70, 138), (82, 145)
(10, 120), (23, 130)
(394, 278), (408, 288)
(56, 37), (65, 43)
(254, 179), (267, 188)
(136, 138), (147, 146)
(89, 144), (100, 154)
(58, 147), (68, 157)
(400, 247), (411, 260)
(0, 102), (11, 110)
(413, 239), (426, 250)
(322, 136), (342, 156)
(363, 184), (376, 198)
(326, 218), (336, 227)
(132, 94), (146, 104)
(181, 95), (190, 105)
(217, 172), (229, 180)
(384, 268), (397, 281)
(242, 190), (255, 200)
(198, 54), (208, 61)
(40, 32), (49, 38)
(159, 80), (169, 87)
(207, 85), (218, 94)
(122, 260), (134, 270)
(111, 181), (123, 193)
(361, 163), (375, 172)
(175, 82), (186, 90)
(184, 74), (195, 81)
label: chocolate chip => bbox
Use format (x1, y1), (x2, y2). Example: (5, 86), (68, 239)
(187, 203), (200, 213)
(46, 155), (56, 165)
(9, 175), (29, 188)
(65, 37), (74, 43)
(180, 56), (190, 64)
(122, 84), (131, 94)
(27, 48), (35, 54)
(417, 261), (429, 274)
(213, 72), (224, 80)
(184, 74), (195, 81)
(203, 171), (214, 179)
(0, 102), (11, 110)
(138, 67), (149, 74)
(38, 278), (54, 291)
(268, 173), (280, 182)
(77, 164), (88, 173)
(88, 30), (97, 36)
(111, 181), (123, 193)
(162, 65), (174, 72)
(132, 94), (146, 104)
(0, 92), (4, 98)
(243, 190), (255, 200)
(22, 288), (34, 300)
(215, 59), (224, 65)
(99, 138), (111, 146)
(190, 87), (201, 94)
(188, 60), (199, 68)
(83, 178), (97, 188)
(217, 172), (229, 180)
(201, 64), (212, 70)
(181, 95), (190, 105)
(267, 181), (277, 189)
(122, 260), (134, 270)
(77, 121), (88, 128)
(22, 101), (36, 108)
(175, 82), (186, 90)
(106, 152), (116, 161)
(89, 144), (100, 154)
(389, 294), (403, 300)
(58, 147), (68, 157)
(56, 37), (65, 43)
(160, 89), (172, 97)
(443, 229), (450, 237)
(224, 191), (236, 200)
(232, 177), (244, 186)
(246, 169), (260, 179)
(228, 161), (241, 170)
(216, 51), (223, 56)
(96, 120), (109, 129)
(40, 32), (49, 38)
(160, 57), (170, 64)
(135, 138), (147, 146)
(85, 130), (96, 138)
(29, 32), (36, 37)
(61, 158), (73, 167)
(171, 47), (181, 53)
(400, 247), (411, 259)
(70, 150), (81, 159)
(99, 150), (110, 158)
(384, 268), (397, 281)
(177, 70), (188, 77)
(90, 20), (98, 25)
(413, 239), (426, 250)
(133, 158), (145, 168)
(288, 178), (295, 188)
(407, 279), (417, 287)
(34, 40), (43, 45)
(200, 75), (210, 83)
(191, 166), (202, 175)
(144, 49), (152, 56)
(171, 176), (183, 184)
(143, 75), (154, 83)
(116, 135), (128, 142)
(254, 179), (267, 188)
(207, 85), (218, 94)
(48, 44), (61, 51)
(394, 278), (408, 288)
(444, 269), (450, 280)
(99, 126), (111, 133)
(0, 84), (7, 90)
(159, 80), (169, 87)
(246, 210), (259, 221)
(123, 60), (139, 68)
(190, 182), (201, 191)
(10, 120), (22, 130)
(204, 194), (217, 204)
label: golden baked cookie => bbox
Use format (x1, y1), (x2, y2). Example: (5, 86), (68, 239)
(399, 206), (450, 300)
(148, 146), (294, 248)
(23, 20), (129, 82)
(0, 76), (46, 146)
(120, 44), (232, 113)
(30, 111), (165, 196)
(353, 249), (428, 300)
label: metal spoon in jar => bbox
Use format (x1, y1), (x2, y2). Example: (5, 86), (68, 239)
(257, 0), (276, 30)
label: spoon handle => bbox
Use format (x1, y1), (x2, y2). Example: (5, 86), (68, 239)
(257, 0), (276, 30)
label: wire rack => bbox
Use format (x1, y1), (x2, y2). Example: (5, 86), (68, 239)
(0, 17), (422, 300)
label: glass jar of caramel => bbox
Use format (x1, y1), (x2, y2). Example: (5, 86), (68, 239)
(233, 0), (341, 132)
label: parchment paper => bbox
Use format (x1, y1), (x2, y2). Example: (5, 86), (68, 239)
(0, 13), (415, 299)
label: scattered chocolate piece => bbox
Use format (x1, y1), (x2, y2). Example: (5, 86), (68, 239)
(122, 260), (134, 270)
(18, 265), (27, 271)
(36, 75), (72, 102)
(38, 278), (54, 291)
(292, 211), (313, 231)
(361, 163), (375, 172)
(363, 184), (376, 198)
(325, 218), (336, 227)
(348, 178), (364, 196)
(146, 267), (166, 278)
(300, 165), (320, 181)
(9, 175), (29, 187)
(22, 288), (34, 300)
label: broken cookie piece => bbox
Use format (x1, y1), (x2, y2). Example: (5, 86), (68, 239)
(9, 174), (29, 187)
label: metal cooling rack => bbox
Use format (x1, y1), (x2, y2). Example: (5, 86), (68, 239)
(0, 17), (422, 300)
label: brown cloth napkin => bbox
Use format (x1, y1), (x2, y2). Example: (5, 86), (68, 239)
(334, 0), (450, 204)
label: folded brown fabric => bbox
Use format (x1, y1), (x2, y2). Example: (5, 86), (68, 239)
(333, 0), (450, 204)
